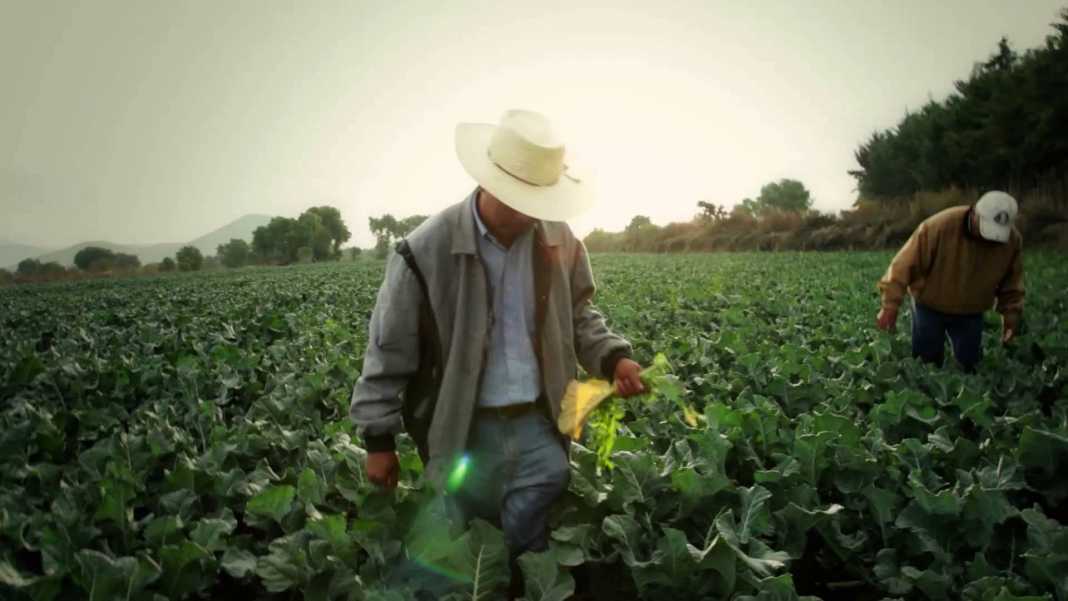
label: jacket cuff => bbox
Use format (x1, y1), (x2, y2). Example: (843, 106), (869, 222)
(1000, 311), (1021, 329)
(363, 434), (396, 453)
(601, 348), (632, 379)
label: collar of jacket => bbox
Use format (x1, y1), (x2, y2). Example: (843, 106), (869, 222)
(963, 207), (978, 240)
(449, 189), (567, 255)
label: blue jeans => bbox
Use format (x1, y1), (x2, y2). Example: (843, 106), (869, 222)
(911, 301), (983, 372)
(387, 410), (569, 599)
(446, 409), (571, 555)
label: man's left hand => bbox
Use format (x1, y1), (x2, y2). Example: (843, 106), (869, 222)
(613, 358), (645, 397)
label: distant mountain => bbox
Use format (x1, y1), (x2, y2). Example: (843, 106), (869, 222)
(3, 214), (274, 269)
(0, 242), (57, 269)
(187, 214), (273, 255)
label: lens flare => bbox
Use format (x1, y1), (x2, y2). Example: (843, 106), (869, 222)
(446, 454), (470, 493)
(403, 496), (471, 591)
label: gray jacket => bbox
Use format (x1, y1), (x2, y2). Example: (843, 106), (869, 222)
(349, 193), (631, 484)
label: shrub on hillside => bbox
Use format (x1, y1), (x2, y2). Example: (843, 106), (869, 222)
(757, 210), (804, 233)
(795, 211), (837, 234)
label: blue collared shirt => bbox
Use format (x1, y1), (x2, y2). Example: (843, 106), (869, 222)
(472, 199), (543, 406)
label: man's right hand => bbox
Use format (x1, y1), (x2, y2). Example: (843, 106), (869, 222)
(876, 307), (898, 332)
(1001, 314), (1019, 344)
(366, 451), (400, 490)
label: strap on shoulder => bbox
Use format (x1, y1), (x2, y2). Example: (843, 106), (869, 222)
(395, 239), (430, 301)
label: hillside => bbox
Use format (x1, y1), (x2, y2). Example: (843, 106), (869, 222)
(3, 214), (274, 269)
(0, 242), (57, 269)
(186, 214), (273, 255)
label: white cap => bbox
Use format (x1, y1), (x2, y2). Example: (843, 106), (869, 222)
(975, 191), (1018, 243)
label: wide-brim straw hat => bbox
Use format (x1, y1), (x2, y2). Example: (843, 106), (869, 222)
(455, 109), (594, 221)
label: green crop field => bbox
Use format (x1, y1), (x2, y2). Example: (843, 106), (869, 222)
(2, 253), (1067, 601)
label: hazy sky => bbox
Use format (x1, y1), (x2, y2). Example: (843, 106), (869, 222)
(1, 0), (1064, 248)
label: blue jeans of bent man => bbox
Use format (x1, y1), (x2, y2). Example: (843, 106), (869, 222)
(446, 409), (571, 556)
(911, 300), (983, 372)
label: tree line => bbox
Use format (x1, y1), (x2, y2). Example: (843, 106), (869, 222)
(251, 206), (351, 264)
(368, 214), (428, 258)
(850, 9), (1068, 201)
(1, 205), (359, 285)
(585, 185), (1066, 254)
(4, 205), (431, 286)
(586, 178), (817, 252)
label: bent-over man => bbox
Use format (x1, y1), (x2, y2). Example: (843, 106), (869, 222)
(876, 190), (1025, 371)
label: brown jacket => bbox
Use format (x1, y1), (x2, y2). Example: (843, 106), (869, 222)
(878, 206), (1024, 326)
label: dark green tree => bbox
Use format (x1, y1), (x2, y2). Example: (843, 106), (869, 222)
(16, 258), (42, 276)
(176, 246), (203, 272)
(368, 215), (399, 238)
(296, 212), (334, 261)
(304, 206), (352, 258)
(250, 206), (351, 264)
(754, 179), (813, 214)
(733, 199), (758, 218)
(369, 215), (399, 259)
(74, 246), (116, 271)
(160, 257), (176, 272)
(113, 253), (141, 271)
(39, 262), (66, 277)
(850, 11), (1068, 200)
(252, 217), (295, 264)
(583, 228), (624, 252)
(398, 215), (428, 237)
(623, 215), (659, 251)
(369, 214), (428, 258)
(217, 238), (252, 268)
(697, 201), (729, 223)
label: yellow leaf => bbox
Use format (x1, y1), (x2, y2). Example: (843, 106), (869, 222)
(557, 378), (615, 440)
(682, 404), (700, 427)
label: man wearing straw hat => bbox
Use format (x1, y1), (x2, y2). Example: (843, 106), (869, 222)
(350, 110), (644, 593)
(876, 190), (1025, 372)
